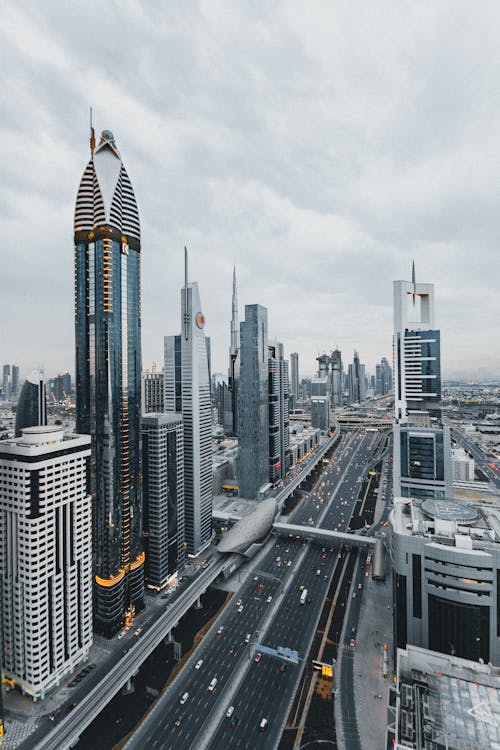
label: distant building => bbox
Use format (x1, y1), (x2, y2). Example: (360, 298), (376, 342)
(11, 365), (19, 400)
(143, 369), (164, 413)
(375, 357), (392, 396)
(390, 496), (500, 665)
(0, 426), (92, 699)
(238, 304), (269, 498)
(392, 268), (452, 499)
(164, 250), (212, 556)
(268, 341), (290, 484)
(330, 349), (342, 406)
(48, 372), (72, 403)
(290, 352), (299, 400)
(311, 376), (330, 432)
(15, 369), (47, 437)
(142, 413), (184, 589)
(348, 350), (366, 404)
(227, 267), (239, 436)
(2, 365), (10, 401)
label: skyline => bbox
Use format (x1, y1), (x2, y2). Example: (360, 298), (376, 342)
(2, 2), (500, 380)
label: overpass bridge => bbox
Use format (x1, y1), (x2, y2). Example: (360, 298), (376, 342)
(272, 521), (376, 547)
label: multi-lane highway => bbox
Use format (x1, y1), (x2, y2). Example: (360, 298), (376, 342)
(125, 428), (386, 750)
(452, 427), (500, 488)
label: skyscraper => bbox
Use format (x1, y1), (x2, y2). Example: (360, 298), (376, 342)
(375, 357), (392, 396)
(238, 304), (269, 498)
(268, 341), (290, 484)
(11, 365), (19, 400)
(392, 266), (452, 498)
(348, 350), (366, 404)
(330, 349), (342, 406)
(142, 413), (184, 589)
(143, 368), (165, 413)
(311, 376), (330, 432)
(164, 250), (212, 556)
(290, 352), (299, 401)
(74, 127), (144, 636)
(15, 369), (47, 437)
(2, 365), (10, 401)
(0, 426), (92, 698)
(227, 266), (239, 435)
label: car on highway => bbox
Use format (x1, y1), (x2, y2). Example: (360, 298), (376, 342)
(279, 664), (286, 673)
(229, 647), (235, 655)
(254, 652), (262, 663)
(358, 582), (363, 590)
(216, 626), (224, 635)
(259, 718), (268, 732)
(237, 605), (244, 613)
(235, 599), (242, 607)
(266, 595), (272, 603)
(352, 592), (357, 599)
(350, 638), (356, 648)
(226, 706), (235, 718)
(245, 633), (251, 643)
(208, 677), (218, 692)
(195, 659), (203, 670)
(180, 692), (189, 705)
(231, 717), (239, 729)
(174, 719), (182, 727)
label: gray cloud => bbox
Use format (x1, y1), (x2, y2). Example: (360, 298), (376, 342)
(1, 0), (499, 382)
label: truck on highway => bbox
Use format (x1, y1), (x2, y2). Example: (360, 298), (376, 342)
(372, 539), (386, 581)
(300, 588), (308, 605)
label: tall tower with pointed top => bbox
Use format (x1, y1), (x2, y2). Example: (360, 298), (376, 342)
(74, 128), (144, 636)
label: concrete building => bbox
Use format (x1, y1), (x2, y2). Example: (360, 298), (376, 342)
(390, 496), (500, 666)
(311, 376), (330, 433)
(330, 349), (342, 406)
(237, 304), (269, 498)
(290, 352), (299, 401)
(164, 250), (212, 556)
(2, 365), (10, 401)
(268, 341), (290, 485)
(387, 644), (500, 749)
(15, 369), (47, 437)
(0, 426), (92, 699)
(74, 127), (144, 635)
(452, 447), (475, 481)
(375, 356), (392, 396)
(142, 413), (184, 590)
(289, 422), (320, 465)
(11, 365), (19, 400)
(393, 267), (453, 499)
(348, 350), (366, 404)
(143, 368), (164, 414)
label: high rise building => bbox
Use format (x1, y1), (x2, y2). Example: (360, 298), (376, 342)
(11, 365), (19, 400)
(330, 349), (342, 406)
(238, 304), (269, 498)
(226, 266), (239, 436)
(392, 267), (452, 499)
(375, 357), (392, 396)
(15, 369), (47, 437)
(143, 368), (164, 413)
(74, 127), (144, 635)
(290, 352), (299, 400)
(311, 376), (330, 432)
(0, 426), (92, 698)
(2, 365), (10, 401)
(348, 350), (366, 404)
(268, 341), (290, 484)
(164, 250), (212, 556)
(142, 413), (184, 589)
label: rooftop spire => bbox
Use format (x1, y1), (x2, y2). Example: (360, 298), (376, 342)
(230, 265), (239, 354)
(89, 106), (95, 156)
(183, 246), (190, 340)
(412, 259), (416, 305)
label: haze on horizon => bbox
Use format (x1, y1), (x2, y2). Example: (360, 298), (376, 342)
(1, 1), (499, 382)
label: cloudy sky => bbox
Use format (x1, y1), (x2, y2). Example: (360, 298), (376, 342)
(1, 1), (499, 381)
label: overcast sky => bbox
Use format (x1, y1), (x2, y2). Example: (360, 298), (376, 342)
(1, 1), (499, 381)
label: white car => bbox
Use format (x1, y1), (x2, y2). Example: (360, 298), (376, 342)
(226, 706), (235, 718)
(195, 659), (203, 670)
(266, 595), (272, 604)
(237, 605), (244, 614)
(180, 692), (189, 705)
(245, 633), (251, 643)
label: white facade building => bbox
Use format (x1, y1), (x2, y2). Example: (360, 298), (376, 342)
(452, 446), (475, 481)
(0, 426), (92, 699)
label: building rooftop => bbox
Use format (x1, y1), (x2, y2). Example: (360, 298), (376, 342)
(391, 496), (500, 550)
(390, 645), (500, 749)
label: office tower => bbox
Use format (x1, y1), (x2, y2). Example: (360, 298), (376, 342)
(348, 350), (366, 404)
(391, 496), (500, 665)
(0, 426), (92, 698)
(2, 365), (10, 401)
(311, 376), (330, 432)
(238, 304), (269, 498)
(392, 268), (452, 499)
(290, 352), (299, 400)
(376, 356), (392, 396)
(164, 250), (212, 556)
(143, 369), (164, 413)
(11, 365), (19, 400)
(268, 342), (290, 484)
(227, 266), (239, 436)
(74, 127), (144, 635)
(15, 369), (47, 437)
(330, 349), (342, 406)
(215, 379), (232, 432)
(142, 413), (184, 589)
